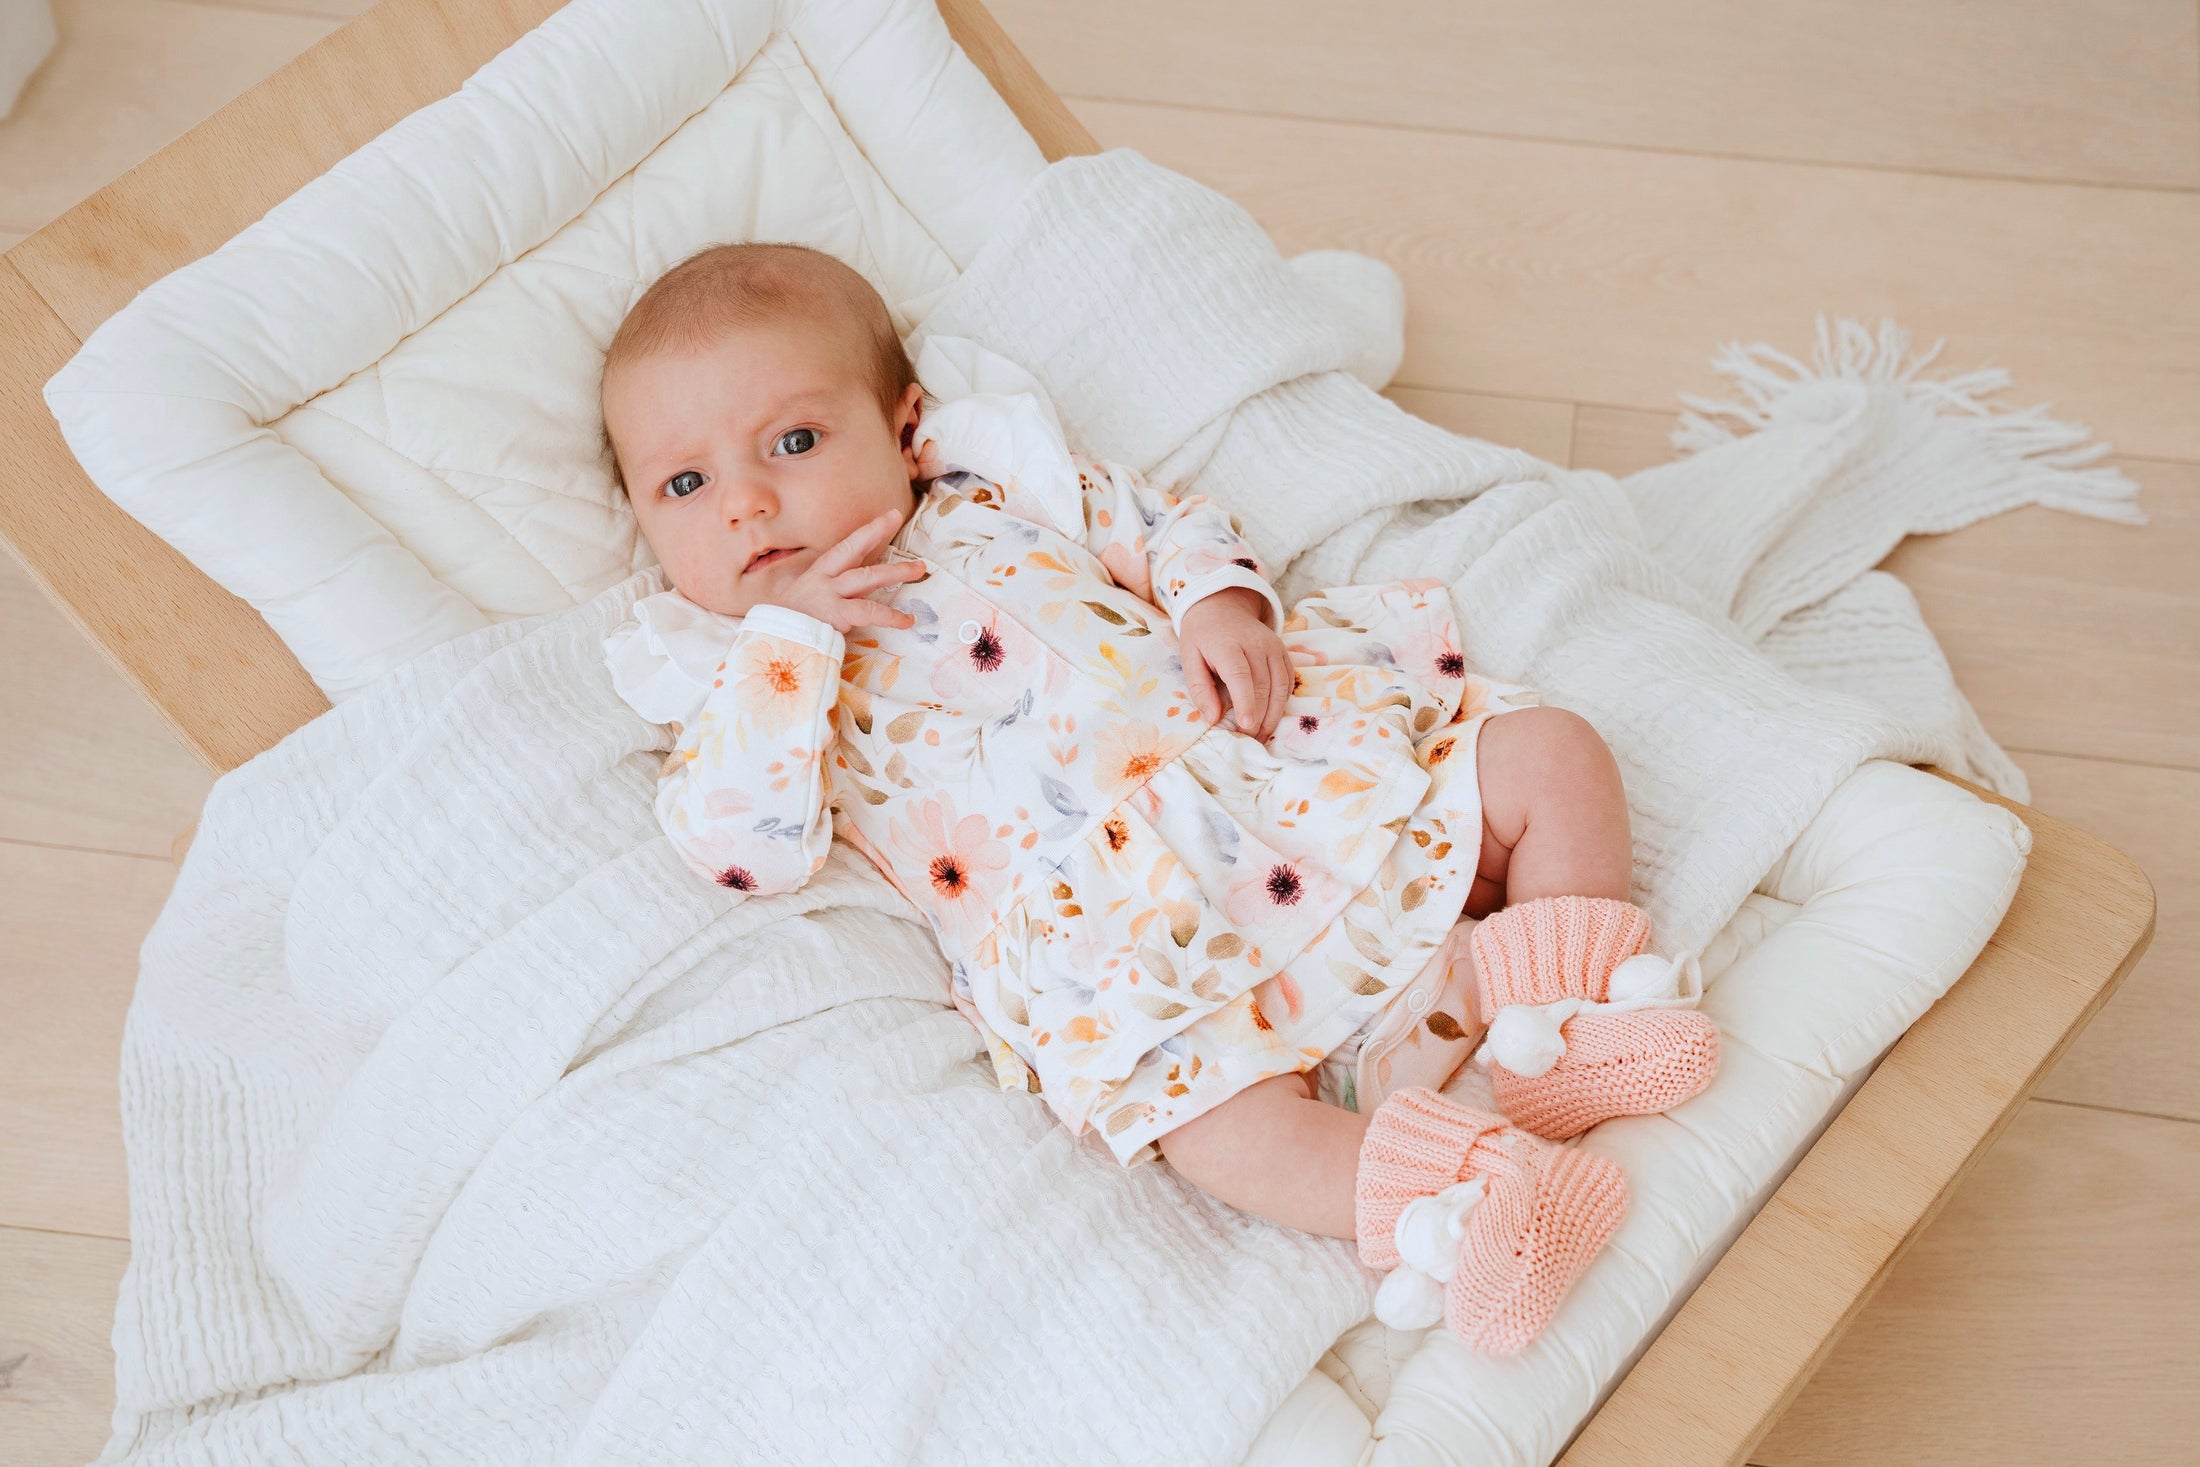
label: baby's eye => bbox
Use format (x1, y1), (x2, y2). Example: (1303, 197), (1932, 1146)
(774, 428), (819, 457)
(664, 470), (706, 499)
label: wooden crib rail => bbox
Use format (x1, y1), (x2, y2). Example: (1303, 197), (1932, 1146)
(0, 264), (327, 773)
(937, 0), (1101, 159)
(1557, 774), (2153, 1466)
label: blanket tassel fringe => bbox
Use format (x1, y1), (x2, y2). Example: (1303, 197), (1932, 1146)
(1671, 315), (2146, 526)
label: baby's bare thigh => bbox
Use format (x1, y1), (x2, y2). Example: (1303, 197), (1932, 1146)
(1469, 705), (1631, 909)
(1155, 1070), (1368, 1237)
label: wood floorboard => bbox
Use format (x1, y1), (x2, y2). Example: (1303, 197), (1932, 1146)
(0, 839), (171, 1240)
(0, 552), (214, 858)
(1571, 407), (2200, 770)
(0, 1225), (128, 1467)
(2019, 755), (2200, 1123)
(189, 0), (377, 22)
(987, 0), (2200, 190)
(1571, 404), (1696, 479)
(1883, 464), (2200, 770)
(0, 0), (337, 233)
(1070, 97), (2200, 464)
(1754, 1102), (2200, 1466)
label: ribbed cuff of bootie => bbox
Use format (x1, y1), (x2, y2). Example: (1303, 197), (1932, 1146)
(1354, 1087), (1632, 1352)
(1354, 1086), (1503, 1272)
(1469, 895), (1720, 1140)
(1470, 895), (1651, 1013)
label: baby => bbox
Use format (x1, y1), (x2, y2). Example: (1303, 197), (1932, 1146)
(599, 243), (1720, 1351)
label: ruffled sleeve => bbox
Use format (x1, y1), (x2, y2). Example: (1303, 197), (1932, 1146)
(605, 592), (843, 895)
(603, 589), (749, 728)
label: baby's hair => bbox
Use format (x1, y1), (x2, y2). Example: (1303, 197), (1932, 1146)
(601, 242), (921, 488)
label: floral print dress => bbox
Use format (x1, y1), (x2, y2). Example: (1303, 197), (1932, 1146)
(625, 455), (1534, 1164)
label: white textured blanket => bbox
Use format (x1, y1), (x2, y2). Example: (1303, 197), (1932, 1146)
(114, 581), (1369, 1466)
(910, 151), (2136, 950)
(104, 151), (2135, 1467)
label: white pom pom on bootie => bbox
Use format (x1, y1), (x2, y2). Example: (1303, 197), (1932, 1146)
(1475, 950), (1706, 1078)
(1479, 999), (1581, 1078)
(1371, 1177), (1487, 1330)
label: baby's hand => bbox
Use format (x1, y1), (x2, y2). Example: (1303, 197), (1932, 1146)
(1178, 587), (1291, 740)
(770, 511), (925, 633)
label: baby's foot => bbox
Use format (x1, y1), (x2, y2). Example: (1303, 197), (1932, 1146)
(1471, 896), (1720, 1140)
(1355, 1086), (1627, 1353)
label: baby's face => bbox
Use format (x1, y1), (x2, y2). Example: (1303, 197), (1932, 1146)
(604, 316), (922, 617)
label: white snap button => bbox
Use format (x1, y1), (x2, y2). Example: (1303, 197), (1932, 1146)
(1408, 990), (1430, 1013)
(959, 619), (983, 645)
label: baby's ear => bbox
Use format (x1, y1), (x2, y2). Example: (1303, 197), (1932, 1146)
(896, 382), (927, 475)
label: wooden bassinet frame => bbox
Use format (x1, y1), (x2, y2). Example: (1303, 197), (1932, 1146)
(0, 1), (2155, 1461)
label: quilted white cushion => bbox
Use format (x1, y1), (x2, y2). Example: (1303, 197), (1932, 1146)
(46, 0), (1044, 697)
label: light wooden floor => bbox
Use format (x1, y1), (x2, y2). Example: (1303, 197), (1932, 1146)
(2, 1), (2195, 1462)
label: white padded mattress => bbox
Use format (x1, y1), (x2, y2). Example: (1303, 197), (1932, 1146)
(42, 1), (2032, 1461)
(1245, 759), (2025, 1463)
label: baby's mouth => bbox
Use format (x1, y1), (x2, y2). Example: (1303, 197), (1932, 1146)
(745, 546), (800, 573)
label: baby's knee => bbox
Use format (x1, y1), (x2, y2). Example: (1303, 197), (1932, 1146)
(1483, 705), (1621, 795)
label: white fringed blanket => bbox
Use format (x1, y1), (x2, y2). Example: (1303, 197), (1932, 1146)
(910, 152), (2134, 948)
(101, 150), (2136, 1466)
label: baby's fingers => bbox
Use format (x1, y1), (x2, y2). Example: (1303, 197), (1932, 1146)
(814, 510), (904, 576)
(1182, 646), (1223, 724)
(1260, 644), (1292, 739)
(842, 598), (916, 632)
(833, 559), (927, 598)
(1216, 647), (1263, 735)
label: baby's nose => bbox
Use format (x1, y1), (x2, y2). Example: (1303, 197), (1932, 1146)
(721, 477), (776, 522)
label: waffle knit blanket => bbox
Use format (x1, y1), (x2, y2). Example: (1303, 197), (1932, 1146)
(99, 149), (2135, 1467)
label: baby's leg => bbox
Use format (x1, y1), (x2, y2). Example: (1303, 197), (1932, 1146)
(1158, 1074), (1631, 1354)
(1464, 706), (1630, 918)
(1157, 1072), (1366, 1239)
(1458, 706), (1719, 1140)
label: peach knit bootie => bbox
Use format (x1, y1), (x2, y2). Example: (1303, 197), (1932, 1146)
(1356, 1086), (1628, 1353)
(1471, 895), (1720, 1141)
